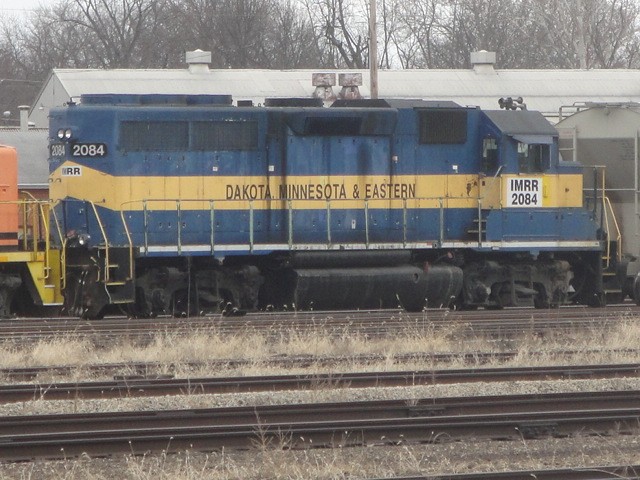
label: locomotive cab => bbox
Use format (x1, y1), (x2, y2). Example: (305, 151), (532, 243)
(458, 109), (602, 309)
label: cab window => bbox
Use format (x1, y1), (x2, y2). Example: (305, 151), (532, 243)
(482, 137), (498, 171)
(518, 143), (548, 173)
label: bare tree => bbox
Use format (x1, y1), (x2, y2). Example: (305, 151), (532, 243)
(54, 0), (177, 68)
(590, 0), (640, 67)
(267, 0), (325, 68)
(171, 0), (305, 68)
(0, 3), (93, 77)
(305, 0), (369, 68)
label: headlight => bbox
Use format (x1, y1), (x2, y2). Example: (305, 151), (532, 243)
(57, 128), (73, 139)
(77, 234), (89, 246)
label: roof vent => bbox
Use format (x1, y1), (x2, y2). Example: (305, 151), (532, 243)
(18, 105), (30, 131)
(186, 49), (211, 73)
(312, 73), (337, 102)
(470, 50), (496, 74)
(338, 73), (362, 100)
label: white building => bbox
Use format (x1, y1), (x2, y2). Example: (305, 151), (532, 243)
(28, 50), (640, 128)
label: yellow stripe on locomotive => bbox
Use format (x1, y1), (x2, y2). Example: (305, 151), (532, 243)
(50, 161), (583, 212)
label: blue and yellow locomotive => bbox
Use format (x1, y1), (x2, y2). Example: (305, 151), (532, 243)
(47, 94), (603, 318)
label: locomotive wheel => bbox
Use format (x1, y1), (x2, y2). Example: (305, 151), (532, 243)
(126, 288), (157, 319)
(587, 292), (606, 307)
(453, 294), (478, 311)
(81, 305), (105, 320)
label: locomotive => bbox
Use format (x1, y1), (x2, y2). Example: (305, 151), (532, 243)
(1, 93), (606, 318)
(0, 145), (63, 317)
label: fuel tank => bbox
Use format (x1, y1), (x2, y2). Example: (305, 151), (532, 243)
(261, 263), (462, 311)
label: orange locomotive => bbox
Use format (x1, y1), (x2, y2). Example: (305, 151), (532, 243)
(0, 146), (18, 247)
(0, 145), (62, 316)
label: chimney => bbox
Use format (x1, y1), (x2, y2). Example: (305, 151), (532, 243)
(312, 73), (337, 102)
(186, 49), (211, 73)
(338, 73), (362, 100)
(18, 105), (30, 131)
(470, 50), (496, 74)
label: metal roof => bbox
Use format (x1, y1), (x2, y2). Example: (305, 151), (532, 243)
(0, 129), (48, 188)
(34, 67), (640, 121)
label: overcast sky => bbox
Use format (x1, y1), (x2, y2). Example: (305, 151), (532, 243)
(0, 0), (41, 16)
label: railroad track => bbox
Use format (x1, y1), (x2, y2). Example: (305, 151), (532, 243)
(1, 305), (639, 341)
(2, 363), (639, 403)
(0, 389), (638, 461)
(374, 465), (640, 480)
(2, 349), (638, 382)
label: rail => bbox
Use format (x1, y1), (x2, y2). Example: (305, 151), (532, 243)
(87, 201), (111, 282)
(0, 363), (637, 403)
(2, 196), (56, 263)
(1, 381), (639, 461)
(78, 200), (134, 283)
(48, 205), (66, 289)
(118, 210), (135, 281)
(583, 166), (623, 266)
(475, 173), (504, 245)
(119, 195), (473, 254)
(603, 196), (622, 265)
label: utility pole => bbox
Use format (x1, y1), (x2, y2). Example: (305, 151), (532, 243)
(369, 0), (378, 99)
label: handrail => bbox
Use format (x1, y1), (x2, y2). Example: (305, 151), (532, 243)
(209, 200), (215, 253)
(87, 201), (110, 282)
(118, 210), (135, 280)
(176, 200), (182, 255)
(475, 173), (504, 245)
(581, 165), (622, 267)
(603, 196), (622, 266)
(0, 197), (63, 286)
(49, 203), (66, 289)
(118, 195), (475, 253)
(36, 202), (51, 280)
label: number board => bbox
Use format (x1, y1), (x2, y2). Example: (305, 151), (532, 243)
(505, 177), (542, 208)
(71, 143), (107, 158)
(50, 143), (65, 157)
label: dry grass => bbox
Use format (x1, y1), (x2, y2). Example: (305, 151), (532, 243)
(1, 317), (640, 478)
(0, 319), (638, 378)
(1, 436), (639, 479)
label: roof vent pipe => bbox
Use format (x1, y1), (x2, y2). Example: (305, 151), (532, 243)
(186, 49), (211, 74)
(18, 105), (30, 131)
(470, 50), (496, 74)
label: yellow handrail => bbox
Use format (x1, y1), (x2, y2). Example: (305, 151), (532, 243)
(49, 204), (66, 289)
(119, 210), (135, 280)
(603, 196), (622, 266)
(88, 201), (110, 282)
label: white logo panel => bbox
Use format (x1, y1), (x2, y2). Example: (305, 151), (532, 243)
(506, 177), (542, 208)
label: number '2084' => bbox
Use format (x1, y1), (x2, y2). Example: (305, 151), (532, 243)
(510, 192), (538, 206)
(71, 143), (107, 157)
